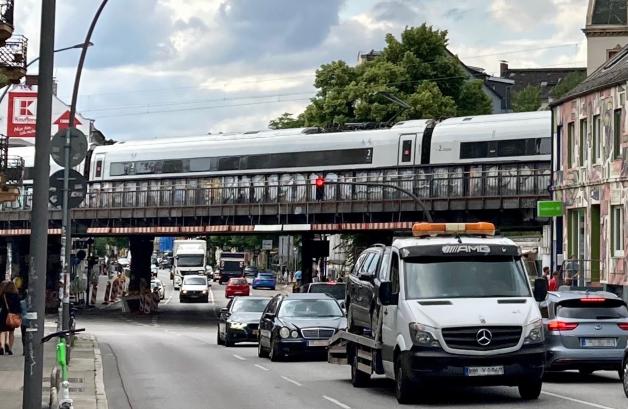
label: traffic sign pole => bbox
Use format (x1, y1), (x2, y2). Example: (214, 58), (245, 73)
(59, 127), (72, 332)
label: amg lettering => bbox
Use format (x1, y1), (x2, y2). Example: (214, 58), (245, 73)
(441, 245), (491, 254)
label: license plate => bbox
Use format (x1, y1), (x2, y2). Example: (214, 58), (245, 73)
(308, 340), (329, 347)
(464, 366), (504, 377)
(581, 338), (617, 348)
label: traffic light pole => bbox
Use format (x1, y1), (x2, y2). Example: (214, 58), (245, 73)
(23, 2), (56, 408)
(322, 180), (433, 222)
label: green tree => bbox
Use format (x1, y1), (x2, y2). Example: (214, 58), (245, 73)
(512, 85), (542, 112)
(270, 24), (487, 128)
(268, 112), (305, 129)
(550, 71), (586, 100)
(457, 80), (493, 116)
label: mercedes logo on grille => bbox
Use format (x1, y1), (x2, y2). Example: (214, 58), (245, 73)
(476, 329), (492, 346)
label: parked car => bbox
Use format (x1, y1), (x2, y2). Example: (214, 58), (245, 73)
(543, 291), (628, 378)
(205, 265), (213, 277)
(258, 293), (346, 361)
(179, 275), (209, 303)
(151, 265), (158, 277)
(217, 296), (271, 347)
(225, 277), (250, 298)
(212, 269), (221, 282)
(151, 278), (165, 300)
(252, 272), (276, 290)
(345, 244), (389, 333)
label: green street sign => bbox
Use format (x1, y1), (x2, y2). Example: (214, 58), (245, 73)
(537, 201), (563, 217)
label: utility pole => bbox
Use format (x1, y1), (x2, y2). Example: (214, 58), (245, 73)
(60, 0), (108, 332)
(23, 2), (56, 408)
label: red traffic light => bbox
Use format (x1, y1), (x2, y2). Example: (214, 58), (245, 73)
(315, 177), (325, 188)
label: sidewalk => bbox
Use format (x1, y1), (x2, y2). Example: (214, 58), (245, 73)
(0, 323), (107, 409)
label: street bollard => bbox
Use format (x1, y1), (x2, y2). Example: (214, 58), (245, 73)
(103, 281), (111, 305)
(90, 283), (97, 305)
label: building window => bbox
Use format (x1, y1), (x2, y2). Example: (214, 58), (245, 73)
(579, 118), (587, 166)
(614, 109), (622, 159)
(611, 205), (624, 257)
(567, 122), (575, 168)
(593, 115), (601, 163)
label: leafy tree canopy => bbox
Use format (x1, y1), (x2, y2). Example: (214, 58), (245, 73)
(550, 71), (586, 100)
(269, 24), (493, 129)
(512, 85), (542, 112)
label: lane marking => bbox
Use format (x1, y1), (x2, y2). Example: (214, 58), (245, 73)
(281, 376), (302, 386)
(322, 395), (351, 409)
(164, 295), (172, 305)
(254, 364), (270, 371)
(209, 287), (215, 304)
(232, 354), (246, 361)
(542, 391), (616, 409)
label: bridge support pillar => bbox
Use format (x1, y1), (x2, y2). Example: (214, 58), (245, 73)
(128, 236), (153, 312)
(300, 233), (314, 289)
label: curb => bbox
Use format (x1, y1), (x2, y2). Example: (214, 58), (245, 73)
(86, 335), (109, 409)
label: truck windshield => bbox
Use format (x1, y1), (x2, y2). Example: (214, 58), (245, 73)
(223, 260), (242, 272)
(177, 255), (204, 267)
(404, 256), (530, 299)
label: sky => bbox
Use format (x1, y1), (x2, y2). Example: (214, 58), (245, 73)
(14, 0), (589, 141)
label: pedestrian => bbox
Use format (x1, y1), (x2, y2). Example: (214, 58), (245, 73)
(0, 280), (22, 355)
(19, 289), (27, 355)
(548, 272), (559, 292)
(294, 270), (302, 288)
(542, 266), (550, 281)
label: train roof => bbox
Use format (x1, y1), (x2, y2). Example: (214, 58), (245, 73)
(436, 111), (550, 127)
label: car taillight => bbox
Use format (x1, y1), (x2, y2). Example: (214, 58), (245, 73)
(617, 323), (628, 330)
(547, 321), (578, 331)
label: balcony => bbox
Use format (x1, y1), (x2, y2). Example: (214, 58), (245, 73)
(0, 134), (23, 203)
(0, 34), (25, 84)
(0, 0), (13, 46)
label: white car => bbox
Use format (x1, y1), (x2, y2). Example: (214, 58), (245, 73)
(179, 275), (209, 303)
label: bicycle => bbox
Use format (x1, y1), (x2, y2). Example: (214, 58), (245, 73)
(42, 328), (86, 409)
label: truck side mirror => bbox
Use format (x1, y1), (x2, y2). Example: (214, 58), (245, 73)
(533, 278), (548, 302)
(379, 282), (397, 306)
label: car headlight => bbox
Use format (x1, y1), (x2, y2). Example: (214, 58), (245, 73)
(291, 330), (299, 338)
(229, 322), (246, 330)
(524, 319), (544, 344)
(409, 323), (441, 348)
(202, 289), (208, 294)
(182, 290), (187, 294)
(279, 327), (291, 339)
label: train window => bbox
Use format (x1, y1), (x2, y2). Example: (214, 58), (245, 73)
(498, 139), (526, 157)
(163, 159), (186, 173)
(218, 156), (239, 171)
(95, 160), (102, 178)
(401, 140), (412, 162)
(189, 158), (211, 172)
(110, 163), (125, 176)
(246, 154), (271, 170)
(460, 141), (488, 159)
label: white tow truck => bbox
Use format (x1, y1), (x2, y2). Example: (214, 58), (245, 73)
(328, 222), (548, 404)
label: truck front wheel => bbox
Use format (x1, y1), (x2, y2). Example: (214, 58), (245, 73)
(518, 378), (542, 400)
(395, 358), (415, 404)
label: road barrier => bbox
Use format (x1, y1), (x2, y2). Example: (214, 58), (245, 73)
(102, 281), (111, 305)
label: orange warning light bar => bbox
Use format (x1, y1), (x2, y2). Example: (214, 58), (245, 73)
(412, 222), (496, 237)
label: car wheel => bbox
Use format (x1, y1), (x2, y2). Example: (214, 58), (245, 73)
(518, 378), (542, 400)
(350, 349), (370, 387)
(395, 357), (415, 404)
(269, 337), (282, 362)
(217, 328), (223, 345)
(271, 287), (275, 291)
(257, 338), (269, 358)
(622, 360), (628, 397)
(224, 331), (234, 347)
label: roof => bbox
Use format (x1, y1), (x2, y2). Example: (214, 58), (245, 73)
(392, 236), (517, 249)
(547, 290), (620, 301)
(503, 66), (587, 100)
(552, 43), (628, 105)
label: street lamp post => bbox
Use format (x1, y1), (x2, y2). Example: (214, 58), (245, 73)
(0, 41), (92, 106)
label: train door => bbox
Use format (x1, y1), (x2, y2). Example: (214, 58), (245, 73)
(91, 153), (105, 208)
(397, 134), (418, 166)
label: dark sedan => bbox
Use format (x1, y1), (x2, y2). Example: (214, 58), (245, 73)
(257, 293), (346, 361)
(217, 296), (271, 347)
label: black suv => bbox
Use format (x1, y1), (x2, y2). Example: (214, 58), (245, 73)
(345, 244), (390, 337)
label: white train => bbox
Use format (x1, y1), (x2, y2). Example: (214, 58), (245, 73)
(8, 111), (551, 207)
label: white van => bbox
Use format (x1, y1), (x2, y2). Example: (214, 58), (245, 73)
(330, 222), (548, 403)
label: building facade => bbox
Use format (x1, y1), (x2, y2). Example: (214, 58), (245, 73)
(552, 46), (628, 296)
(584, 0), (628, 75)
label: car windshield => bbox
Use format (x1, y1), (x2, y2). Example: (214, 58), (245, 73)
(307, 283), (346, 300)
(556, 300), (628, 319)
(230, 278), (247, 286)
(232, 298), (269, 313)
(278, 299), (343, 318)
(404, 256), (530, 299)
(183, 276), (206, 285)
(257, 273), (274, 279)
(177, 255), (204, 267)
